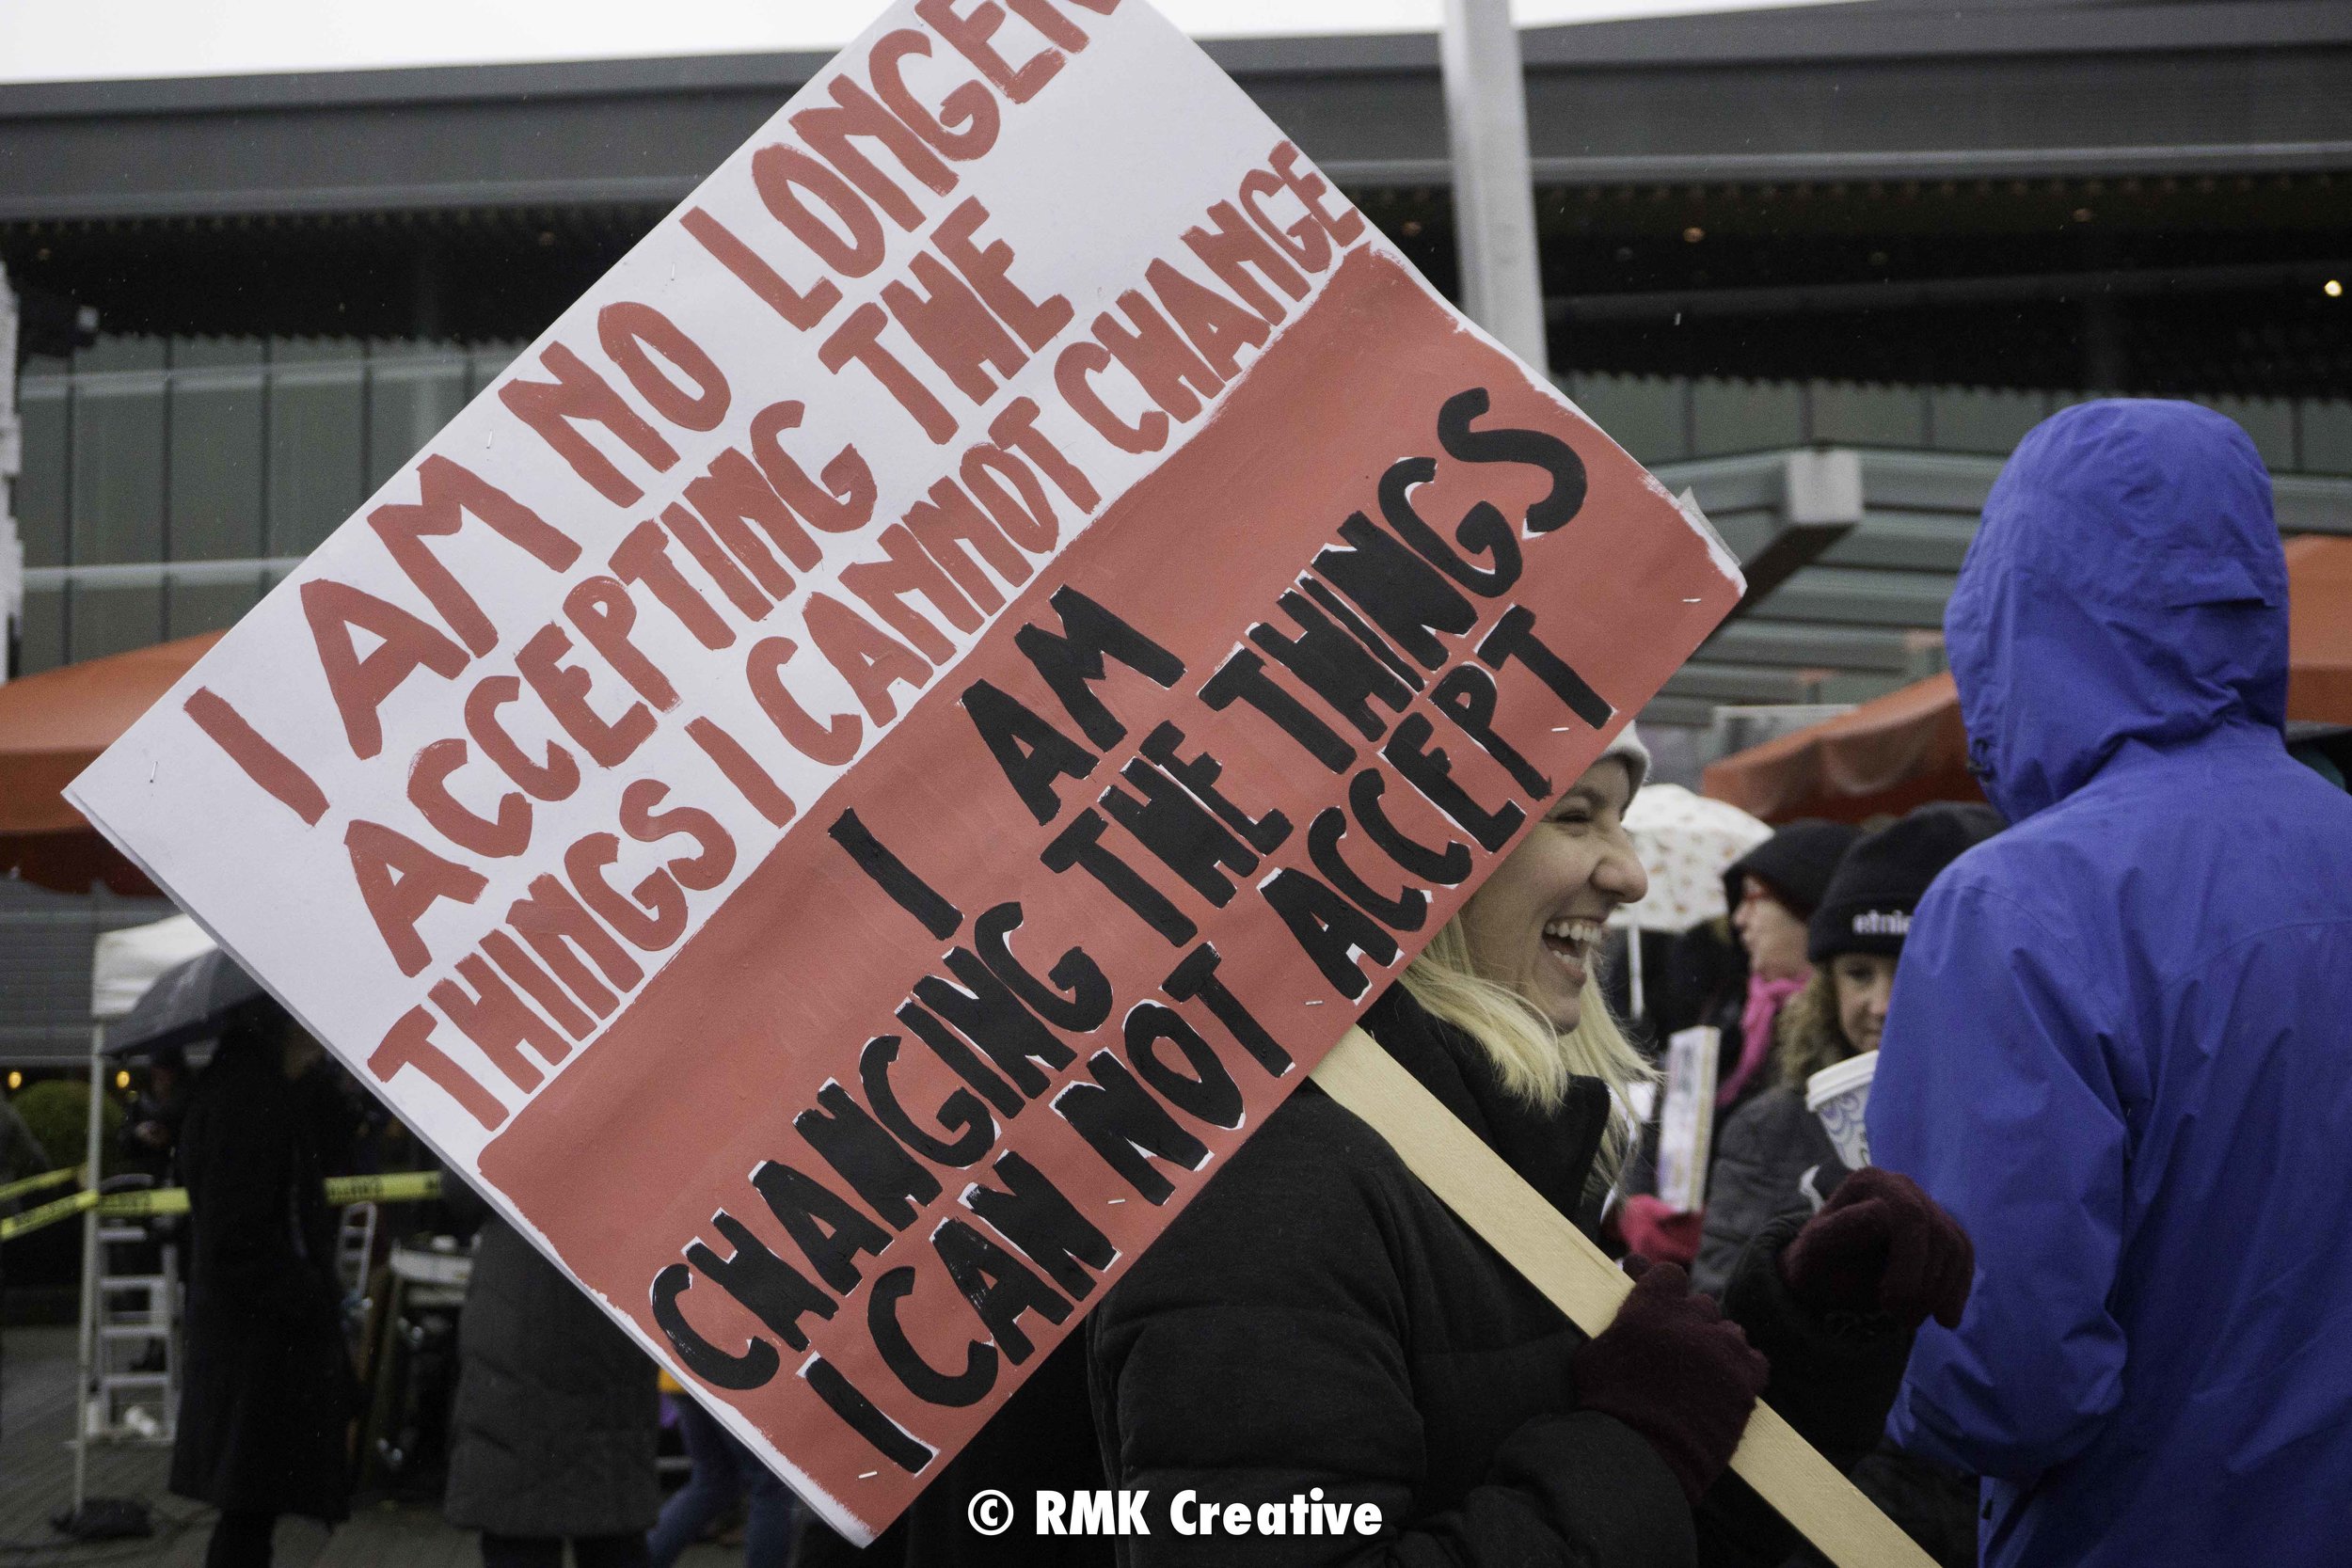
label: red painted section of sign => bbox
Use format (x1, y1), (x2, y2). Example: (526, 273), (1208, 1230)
(480, 246), (1738, 1534)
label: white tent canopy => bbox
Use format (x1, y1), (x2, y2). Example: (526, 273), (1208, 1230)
(71, 911), (214, 1511)
(89, 914), (214, 1022)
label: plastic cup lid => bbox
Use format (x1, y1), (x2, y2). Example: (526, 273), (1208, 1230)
(1804, 1049), (1880, 1110)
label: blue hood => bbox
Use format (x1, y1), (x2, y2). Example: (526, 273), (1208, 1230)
(1945, 400), (2288, 822)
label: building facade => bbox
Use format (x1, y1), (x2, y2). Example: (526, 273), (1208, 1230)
(3, 0), (2349, 1058)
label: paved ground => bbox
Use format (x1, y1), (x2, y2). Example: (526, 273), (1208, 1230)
(0, 1325), (744, 1567)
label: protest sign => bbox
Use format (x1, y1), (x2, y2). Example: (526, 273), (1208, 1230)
(1656, 1022), (1722, 1212)
(69, 0), (1742, 1541)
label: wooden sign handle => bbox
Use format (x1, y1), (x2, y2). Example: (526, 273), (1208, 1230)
(1310, 1026), (1937, 1568)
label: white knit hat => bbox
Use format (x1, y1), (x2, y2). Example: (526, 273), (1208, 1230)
(1597, 721), (1650, 797)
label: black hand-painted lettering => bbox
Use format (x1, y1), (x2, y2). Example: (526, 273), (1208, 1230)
(1258, 866), (1403, 999)
(1162, 944), (1295, 1077)
(960, 679), (1099, 825)
(1198, 648), (1356, 773)
(1436, 387), (1588, 534)
(973, 902), (1114, 1033)
(1101, 757), (1259, 906)
(1050, 1050), (1212, 1204)
(1041, 811), (1200, 945)
(795, 1083), (946, 1228)
(1381, 716), (1526, 852)
(829, 809), (963, 939)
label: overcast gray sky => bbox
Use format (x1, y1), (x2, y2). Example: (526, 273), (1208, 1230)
(0, 0), (1854, 83)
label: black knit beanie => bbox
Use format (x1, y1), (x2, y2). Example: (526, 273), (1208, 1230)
(1721, 818), (1861, 922)
(1807, 802), (2004, 962)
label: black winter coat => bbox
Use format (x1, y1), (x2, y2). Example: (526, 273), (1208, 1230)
(1691, 1089), (1841, 1299)
(169, 1034), (357, 1523)
(1686, 1100), (1977, 1568)
(442, 1212), (660, 1538)
(1089, 987), (1911, 1568)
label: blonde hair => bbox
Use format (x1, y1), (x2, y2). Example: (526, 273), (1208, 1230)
(1773, 969), (1855, 1088)
(1398, 919), (1656, 1194)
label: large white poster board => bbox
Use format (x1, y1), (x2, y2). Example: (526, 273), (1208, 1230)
(71, 0), (1740, 1541)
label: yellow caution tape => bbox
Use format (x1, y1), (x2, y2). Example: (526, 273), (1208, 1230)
(98, 1188), (188, 1218)
(0, 1165), (79, 1205)
(2, 1169), (443, 1242)
(324, 1171), (442, 1205)
(0, 1188), (97, 1242)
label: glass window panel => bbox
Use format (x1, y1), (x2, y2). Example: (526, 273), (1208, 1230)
(169, 359), (267, 563)
(75, 337), (166, 374)
(1929, 388), (2052, 455)
(167, 578), (266, 640)
(67, 584), (164, 663)
(69, 356), (167, 568)
(368, 342), (470, 488)
(16, 382), (68, 568)
(264, 343), (368, 557)
(469, 341), (525, 398)
(1809, 382), (1927, 449)
(2301, 402), (2352, 476)
(2208, 396), (2295, 473)
(1565, 372), (1688, 464)
(172, 338), (267, 371)
(16, 585), (66, 675)
(1692, 379), (1804, 457)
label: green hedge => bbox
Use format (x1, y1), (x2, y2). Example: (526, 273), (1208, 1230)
(10, 1082), (125, 1180)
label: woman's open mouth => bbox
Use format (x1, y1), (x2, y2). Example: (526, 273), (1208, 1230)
(1542, 917), (1601, 974)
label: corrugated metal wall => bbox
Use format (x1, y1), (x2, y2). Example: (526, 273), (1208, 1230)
(15, 336), (2352, 678)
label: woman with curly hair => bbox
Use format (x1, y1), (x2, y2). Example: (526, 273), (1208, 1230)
(1693, 803), (1999, 1298)
(1691, 805), (2000, 1568)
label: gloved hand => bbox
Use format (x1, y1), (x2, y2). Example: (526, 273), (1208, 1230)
(1614, 1194), (1704, 1268)
(1778, 1166), (1973, 1330)
(1571, 1259), (1771, 1505)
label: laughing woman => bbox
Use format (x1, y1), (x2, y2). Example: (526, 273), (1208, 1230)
(1087, 730), (1974, 1567)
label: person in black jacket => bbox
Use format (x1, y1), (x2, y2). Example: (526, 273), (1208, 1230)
(1088, 732), (1973, 1566)
(1694, 804), (2000, 1568)
(1715, 820), (1860, 1122)
(441, 1196), (662, 1568)
(1694, 803), (2001, 1298)
(1615, 820), (1859, 1268)
(119, 1046), (186, 1184)
(170, 1001), (358, 1568)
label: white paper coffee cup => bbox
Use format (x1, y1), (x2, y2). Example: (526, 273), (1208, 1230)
(1805, 1050), (1879, 1170)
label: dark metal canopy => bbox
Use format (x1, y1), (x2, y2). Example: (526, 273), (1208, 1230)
(1, 0), (2346, 223)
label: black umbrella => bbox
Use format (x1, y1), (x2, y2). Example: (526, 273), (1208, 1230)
(104, 948), (269, 1058)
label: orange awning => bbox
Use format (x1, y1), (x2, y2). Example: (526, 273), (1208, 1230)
(2286, 534), (2352, 722)
(1701, 671), (1979, 825)
(0, 632), (222, 892)
(1704, 535), (2352, 823)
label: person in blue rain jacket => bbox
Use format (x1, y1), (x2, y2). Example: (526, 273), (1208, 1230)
(1867, 399), (2352, 1567)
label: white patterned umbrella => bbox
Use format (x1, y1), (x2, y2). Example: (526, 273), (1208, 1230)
(1612, 784), (1772, 934)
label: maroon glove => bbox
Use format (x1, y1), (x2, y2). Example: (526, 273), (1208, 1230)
(1571, 1259), (1771, 1506)
(1779, 1167), (1974, 1331)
